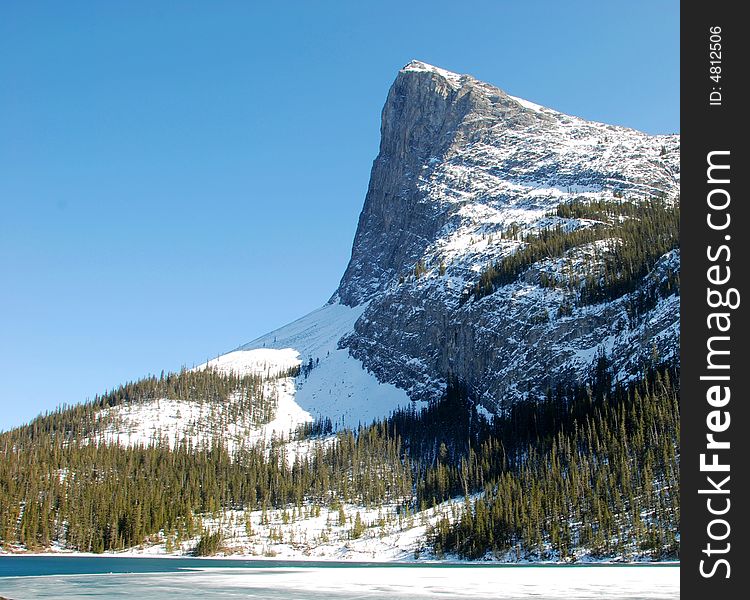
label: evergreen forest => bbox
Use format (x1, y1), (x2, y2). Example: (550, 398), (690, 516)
(470, 196), (680, 307)
(0, 356), (679, 560)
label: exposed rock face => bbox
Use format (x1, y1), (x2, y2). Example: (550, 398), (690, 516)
(333, 60), (680, 408)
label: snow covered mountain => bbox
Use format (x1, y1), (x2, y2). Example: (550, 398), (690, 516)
(99, 60), (680, 445)
(334, 60), (679, 409)
(2, 62), (681, 562)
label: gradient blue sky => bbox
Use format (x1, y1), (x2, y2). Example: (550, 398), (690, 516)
(0, 1), (679, 431)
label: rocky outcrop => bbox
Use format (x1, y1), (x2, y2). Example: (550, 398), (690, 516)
(333, 60), (680, 409)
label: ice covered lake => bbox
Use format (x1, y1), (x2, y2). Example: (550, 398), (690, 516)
(0, 556), (679, 599)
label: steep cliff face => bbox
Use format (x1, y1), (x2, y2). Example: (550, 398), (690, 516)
(336, 62), (516, 305)
(332, 60), (680, 408)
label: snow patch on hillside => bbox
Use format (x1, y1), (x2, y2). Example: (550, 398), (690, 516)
(508, 94), (548, 113)
(201, 348), (301, 377)
(95, 376), (309, 453)
(236, 302), (415, 430)
(83, 496), (472, 562)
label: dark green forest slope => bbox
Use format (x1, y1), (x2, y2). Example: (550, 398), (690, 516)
(0, 358), (678, 560)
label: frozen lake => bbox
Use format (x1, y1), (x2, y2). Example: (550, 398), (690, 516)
(0, 556), (679, 599)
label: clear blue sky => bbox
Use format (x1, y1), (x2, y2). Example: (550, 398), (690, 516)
(0, 1), (679, 432)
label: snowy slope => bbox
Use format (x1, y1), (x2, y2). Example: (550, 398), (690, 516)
(95, 302), (413, 450)
(231, 302), (413, 429)
(96, 377), (300, 453)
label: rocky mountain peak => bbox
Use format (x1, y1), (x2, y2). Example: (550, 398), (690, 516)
(330, 62), (679, 408)
(399, 60), (465, 87)
(336, 63), (507, 305)
(334, 63), (677, 307)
